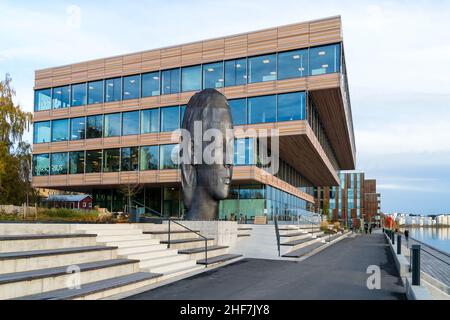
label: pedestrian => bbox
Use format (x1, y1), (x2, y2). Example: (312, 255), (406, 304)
(369, 225), (372, 234)
(364, 224), (368, 234)
(405, 230), (409, 243)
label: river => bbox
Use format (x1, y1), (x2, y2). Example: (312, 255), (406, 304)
(401, 227), (450, 254)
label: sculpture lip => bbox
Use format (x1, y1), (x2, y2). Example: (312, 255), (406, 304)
(223, 177), (231, 185)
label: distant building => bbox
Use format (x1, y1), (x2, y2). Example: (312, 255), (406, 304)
(44, 195), (93, 210)
(315, 171), (381, 227)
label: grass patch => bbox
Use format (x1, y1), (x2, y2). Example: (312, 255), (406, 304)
(0, 208), (102, 223)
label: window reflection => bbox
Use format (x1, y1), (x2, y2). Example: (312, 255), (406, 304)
(88, 80), (104, 104)
(105, 78), (122, 102)
(86, 150), (102, 173)
(203, 62), (224, 89)
(229, 99), (247, 126)
(278, 49), (308, 80)
(86, 115), (103, 139)
(160, 144), (179, 169)
(52, 86), (71, 109)
(142, 72), (160, 97)
(33, 154), (49, 176)
(182, 65), (201, 92)
(70, 117), (86, 140)
(225, 58), (247, 87)
(104, 113), (121, 137)
(161, 106), (179, 132)
(51, 119), (69, 142)
(309, 44), (341, 76)
(248, 54), (276, 83)
(277, 92), (305, 122)
(123, 75), (140, 100)
(140, 146), (159, 171)
(162, 68), (180, 95)
(51, 152), (68, 175)
(122, 111), (139, 136)
(34, 89), (52, 111)
(141, 109), (160, 134)
(71, 83), (87, 107)
(69, 151), (85, 174)
(34, 121), (51, 144)
(121, 147), (139, 171)
(248, 95), (276, 124)
(103, 148), (120, 172)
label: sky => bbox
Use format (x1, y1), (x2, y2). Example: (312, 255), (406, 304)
(1, 0), (449, 214)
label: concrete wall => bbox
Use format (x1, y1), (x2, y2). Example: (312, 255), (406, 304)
(0, 223), (77, 235)
(174, 221), (239, 247)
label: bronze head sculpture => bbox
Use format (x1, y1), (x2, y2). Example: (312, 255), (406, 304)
(181, 89), (234, 220)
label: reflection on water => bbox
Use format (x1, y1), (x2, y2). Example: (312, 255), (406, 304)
(401, 227), (450, 254)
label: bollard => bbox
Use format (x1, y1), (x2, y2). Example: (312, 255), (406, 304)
(411, 245), (421, 286)
(397, 234), (401, 255)
(391, 231), (395, 245)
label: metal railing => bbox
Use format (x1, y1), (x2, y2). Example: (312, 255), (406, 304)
(132, 200), (209, 267)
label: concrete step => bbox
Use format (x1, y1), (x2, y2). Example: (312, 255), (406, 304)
(124, 249), (178, 261)
(139, 254), (190, 269)
(0, 259), (140, 300)
(15, 272), (162, 300)
(0, 246), (117, 274)
(178, 245), (229, 260)
(80, 229), (143, 236)
(160, 238), (215, 250)
(280, 232), (311, 242)
(197, 254), (242, 266)
(144, 231), (202, 241)
(100, 239), (160, 248)
(74, 224), (138, 231)
(280, 237), (324, 251)
(0, 234), (98, 253)
(96, 234), (154, 242)
(237, 234), (251, 238)
(145, 258), (198, 274)
(117, 244), (168, 256)
(237, 227), (252, 231)
(139, 223), (189, 233)
(159, 264), (205, 281)
(282, 242), (326, 258)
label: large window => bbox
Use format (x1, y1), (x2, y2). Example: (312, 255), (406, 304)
(52, 86), (71, 109)
(123, 75), (140, 100)
(229, 99), (247, 126)
(278, 49), (308, 80)
(69, 151), (85, 174)
(104, 113), (121, 137)
(180, 105), (186, 124)
(310, 44), (341, 76)
(234, 138), (255, 165)
(70, 117), (86, 140)
(277, 92), (305, 122)
(122, 111), (139, 136)
(140, 145), (159, 171)
(162, 68), (180, 95)
(51, 119), (69, 142)
(88, 80), (104, 104)
(141, 109), (159, 134)
(203, 62), (224, 89)
(121, 147), (139, 171)
(71, 83), (87, 107)
(161, 106), (179, 132)
(86, 115), (103, 139)
(248, 54), (276, 83)
(86, 150), (102, 173)
(103, 148), (120, 172)
(182, 65), (201, 92)
(248, 95), (276, 124)
(32, 154), (49, 176)
(34, 89), (52, 111)
(225, 58), (247, 87)
(33, 121), (51, 144)
(142, 72), (160, 97)
(105, 77), (122, 102)
(51, 152), (68, 175)
(160, 144), (178, 169)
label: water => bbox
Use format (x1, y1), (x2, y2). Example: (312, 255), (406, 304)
(402, 227), (450, 254)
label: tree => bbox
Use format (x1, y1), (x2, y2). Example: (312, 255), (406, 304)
(322, 200), (330, 221)
(0, 74), (34, 205)
(119, 183), (143, 222)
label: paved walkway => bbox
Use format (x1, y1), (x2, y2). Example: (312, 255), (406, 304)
(127, 231), (406, 300)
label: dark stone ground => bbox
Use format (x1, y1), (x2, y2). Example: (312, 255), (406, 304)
(126, 231), (406, 300)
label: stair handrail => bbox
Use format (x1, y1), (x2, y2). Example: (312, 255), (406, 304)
(132, 200), (208, 267)
(274, 215), (281, 257)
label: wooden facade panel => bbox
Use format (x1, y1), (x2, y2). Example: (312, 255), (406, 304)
(181, 52), (202, 66)
(52, 108), (70, 118)
(102, 173), (120, 185)
(49, 176), (68, 187)
(121, 135), (140, 145)
(87, 68), (105, 81)
(307, 73), (340, 90)
(85, 173), (102, 185)
(142, 59), (161, 72)
(140, 171), (158, 183)
(224, 35), (248, 60)
(72, 63), (88, 73)
(123, 53), (142, 65)
(122, 62), (141, 74)
(160, 93), (180, 106)
(53, 75), (72, 87)
(67, 175), (84, 186)
(71, 71), (88, 84)
(120, 172), (139, 184)
(50, 142), (70, 153)
(35, 78), (53, 89)
(142, 50), (161, 61)
(276, 78), (307, 93)
(141, 96), (160, 108)
(278, 34), (309, 51)
(33, 111), (51, 122)
(84, 138), (103, 149)
(53, 66), (72, 77)
(35, 69), (53, 80)
(140, 134), (160, 146)
(277, 23), (309, 38)
(69, 106), (87, 117)
(246, 81), (276, 96)
(32, 144), (50, 154)
(202, 39), (225, 61)
(158, 170), (179, 183)
(86, 103), (104, 115)
(88, 59), (105, 70)
(182, 43), (203, 55)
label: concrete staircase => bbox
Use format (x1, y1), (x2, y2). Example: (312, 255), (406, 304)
(237, 226), (252, 238)
(140, 223), (242, 267)
(74, 224), (204, 281)
(0, 232), (162, 300)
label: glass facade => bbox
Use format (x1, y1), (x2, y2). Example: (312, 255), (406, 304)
(123, 75), (140, 100)
(121, 147), (139, 171)
(278, 49), (308, 80)
(52, 86), (71, 109)
(86, 115), (103, 139)
(203, 62), (224, 89)
(33, 121), (51, 144)
(105, 78), (122, 102)
(140, 146), (159, 171)
(51, 119), (69, 142)
(142, 72), (160, 97)
(34, 43), (341, 110)
(122, 111), (140, 136)
(225, 58), (247, 87)
(88, 80), (104, 104)
(69, 151), (85, 174)
(229, 99), (247, 126)
(32, 154), (49, 176)
(248, 54), (276, 83)
(160, 144), (178, 169)
(234, 138), (255, 165)
(160, 106), (179, 132)
(277, 92), (306, 122)
(34, 89), (52, 111)
(70, 117), (86, 140)
(141, 109), (159, 134)
(86, 150), (102, 173)
(248, 95), (276, 124)
(104, 113), (121, 137)
(103, 148), (120, 172)
(50, 152), (68, 175)
(182, 65), (201, 92)
(71, 83), (87, 107)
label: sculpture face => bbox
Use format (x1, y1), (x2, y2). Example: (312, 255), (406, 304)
(181, 89), (234, 220)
